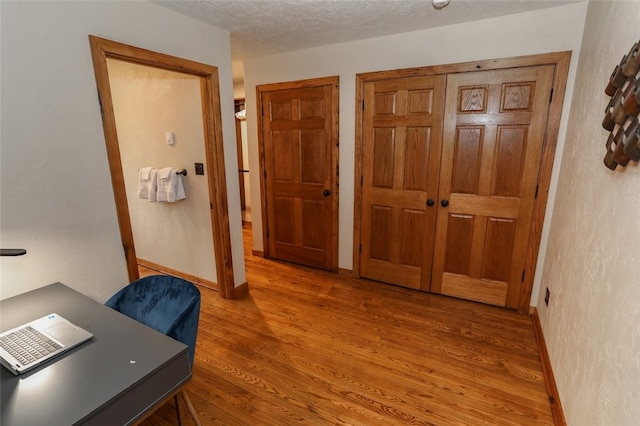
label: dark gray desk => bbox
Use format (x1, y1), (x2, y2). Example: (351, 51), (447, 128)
(1, 282), (191, 425)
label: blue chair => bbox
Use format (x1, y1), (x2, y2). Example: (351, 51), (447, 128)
(105, 275), (202, 425)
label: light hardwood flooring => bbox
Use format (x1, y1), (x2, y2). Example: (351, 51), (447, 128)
(140, 225), (553, 425)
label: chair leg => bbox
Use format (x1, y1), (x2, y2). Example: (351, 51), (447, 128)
(174, 394), (183, 426)
(181, 389), (202, 426)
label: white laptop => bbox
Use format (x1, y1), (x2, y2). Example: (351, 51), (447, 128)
(0, 313), (93, 375)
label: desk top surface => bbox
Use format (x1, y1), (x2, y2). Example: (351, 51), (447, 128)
(1, 282), (191, 426)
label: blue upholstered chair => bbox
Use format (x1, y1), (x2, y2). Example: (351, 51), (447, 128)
(105, 275), (202, 425)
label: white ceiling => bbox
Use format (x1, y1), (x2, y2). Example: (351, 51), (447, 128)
(156, 0), (579, 81)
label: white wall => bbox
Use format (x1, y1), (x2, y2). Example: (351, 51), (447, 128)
(243, 2), (588, 306)
(0, 1), (246, 302)
(537, 1), (640, 424)
(108, 60), (217, 284)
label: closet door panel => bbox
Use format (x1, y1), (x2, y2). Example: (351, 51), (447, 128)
(432, 65), (554, 308)
(360, 75), (445, 290)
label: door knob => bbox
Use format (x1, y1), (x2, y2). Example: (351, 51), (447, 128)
(426, 199), (435, 207)
(441, 199), (449, 207)
(323, 189), (331, 197)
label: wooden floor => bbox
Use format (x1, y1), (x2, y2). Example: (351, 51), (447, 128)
(141, 225), (553, 425)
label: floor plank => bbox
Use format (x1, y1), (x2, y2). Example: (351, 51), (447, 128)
(140, 225), (553, 425)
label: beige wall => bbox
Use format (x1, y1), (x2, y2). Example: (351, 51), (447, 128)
(108, 59), (217, 283)
(243, 2), (588, 306)
(0, 1), (246, 302)
(537, 1), (640, 424)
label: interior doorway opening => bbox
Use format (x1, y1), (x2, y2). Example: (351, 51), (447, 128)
(89, 35), (237, 299)
(234, 98), (252, 225)
(106, 58), (217, 290)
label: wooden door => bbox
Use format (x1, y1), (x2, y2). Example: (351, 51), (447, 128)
(431, 66), (554, 308)
(260, 78), (338, 271)
(359, 76), (446, 289)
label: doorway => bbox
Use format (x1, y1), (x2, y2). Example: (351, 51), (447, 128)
(234, 98), (252, 225)
(106, 58), (217, 290)
(89, 36), (236, 299)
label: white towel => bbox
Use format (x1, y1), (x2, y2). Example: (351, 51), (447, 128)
(137, 167), (158, 201)
(140, 167), (152, 180)
(156, 167), (186, 202)
(157, 167), (172, 181)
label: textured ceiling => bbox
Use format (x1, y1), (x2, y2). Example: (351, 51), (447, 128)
(157, 0), (578, 59)
(155, 0), (579, 81)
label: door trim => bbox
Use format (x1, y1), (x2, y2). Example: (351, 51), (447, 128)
(256, 76), (340, 271)
(88, 35), (236, 299)
(353, 51), (571, 313)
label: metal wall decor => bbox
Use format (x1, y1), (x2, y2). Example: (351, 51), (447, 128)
(602, 39), (640, 170)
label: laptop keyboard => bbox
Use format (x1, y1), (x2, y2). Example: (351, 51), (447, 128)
(0, 326), (62, 366)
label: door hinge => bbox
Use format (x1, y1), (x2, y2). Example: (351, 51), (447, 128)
(210, 202), (214, 210)
(97, 91), (104, 119)
(521, 270), (526, 282)
(261, 105), (264, 116)
(264, 171), (267, 179)
(549, 88), (554, 103)
(359, 244), (362, 253)
(362, 100), (365, 111)
(360, 175), (363, 186)
(535, 184), (539, 198)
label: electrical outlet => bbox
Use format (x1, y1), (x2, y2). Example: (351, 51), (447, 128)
(545, 287), (550, 306)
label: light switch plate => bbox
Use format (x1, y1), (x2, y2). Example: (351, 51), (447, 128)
(165, 132), (175, 145)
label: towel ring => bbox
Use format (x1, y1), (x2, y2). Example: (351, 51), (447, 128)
(176, 169), (187, 176)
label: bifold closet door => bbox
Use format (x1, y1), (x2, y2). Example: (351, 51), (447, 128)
(359, 76), (446, 290)
(430, 65), (555, 308)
